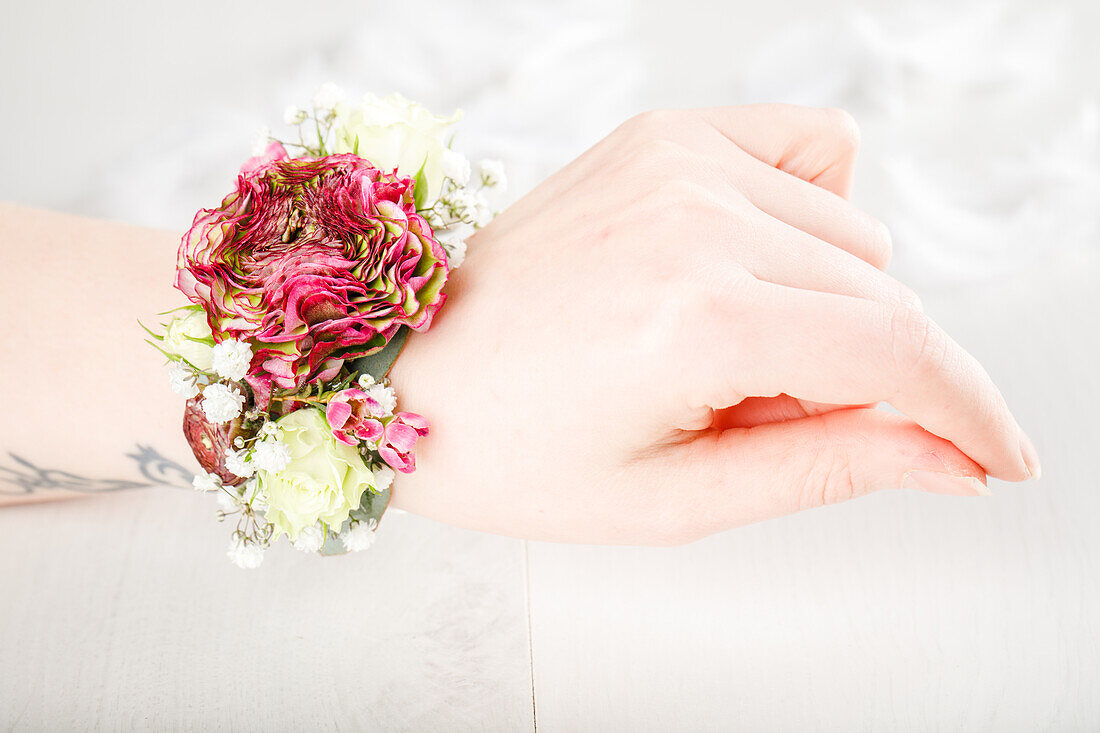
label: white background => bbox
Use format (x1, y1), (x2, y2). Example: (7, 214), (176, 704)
(1, 0), (1097, 730)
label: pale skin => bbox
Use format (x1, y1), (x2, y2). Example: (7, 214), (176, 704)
(0, 104), (1039, 545)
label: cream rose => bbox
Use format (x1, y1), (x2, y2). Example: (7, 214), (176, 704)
(329, 92), (462, 207)
(258, 408), (376, 540)
(162, 306), (214, 371)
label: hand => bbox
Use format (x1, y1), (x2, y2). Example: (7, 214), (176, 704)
(387, 104), (1040, 545)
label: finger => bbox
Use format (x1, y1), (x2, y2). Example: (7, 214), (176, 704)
(649, 409), (989, 544)
(697, 103), (862, 198)
(692, 279), (1032, 481)
(728, 150), (894, 270)
(729, 205), (917, 308)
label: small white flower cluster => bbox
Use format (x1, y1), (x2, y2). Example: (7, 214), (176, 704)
(251, 438), (291, 473)
(291, 524), (327, 553)
(311, 82), (345, 115)
(192, 471), (222, 493)
(220, 430), (291, 481)
(202, 383), (246, 423)
(426, 158), (507, 268)
(163, 336), (256, 426)
(223, 446), (254, 478)
(195, 469), (273, 568)
(167, 360), (202, 399)
(372, 464), (396, 493)
(228, 537), (265, 569)
(281, 516), (381, 556)
(211, 339), (253, 381)
(354, 372), (397, 412)
(367, 383), (398, 416)
(197, 339), (254, 424)
(339, 518), (379, 552)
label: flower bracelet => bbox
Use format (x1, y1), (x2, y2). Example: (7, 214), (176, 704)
(145, 85), (505, 568)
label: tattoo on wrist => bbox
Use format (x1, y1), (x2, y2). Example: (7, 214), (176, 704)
(0, 444), (192, 495)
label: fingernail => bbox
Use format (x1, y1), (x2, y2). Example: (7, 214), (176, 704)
(902, 470), (992, 497)
(1019, 429), (1042, 481)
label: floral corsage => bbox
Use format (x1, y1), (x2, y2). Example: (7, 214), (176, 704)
(145, 85), (505, 567)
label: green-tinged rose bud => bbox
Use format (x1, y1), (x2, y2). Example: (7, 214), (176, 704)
(162, 306), (214, 371)
(259, 408), (376, 541)
(329, 92), (462, 208)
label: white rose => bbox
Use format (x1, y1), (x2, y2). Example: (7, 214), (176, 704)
(161, 307), (214, 371)
(258, 408), (376, 541)
(329, 93), (462, 208)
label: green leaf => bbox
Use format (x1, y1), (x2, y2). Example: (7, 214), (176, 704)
(350, 486), (391, 526)
(412, 161), (429, 211)
(137, 318), (163, 340)
(155, 304), (203, 317)
(349, 327), (408, 382)
(144, 339), (175, 361)
(353, 133), (360, 156)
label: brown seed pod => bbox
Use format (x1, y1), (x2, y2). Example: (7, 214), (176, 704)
(182, 397), (249, 486)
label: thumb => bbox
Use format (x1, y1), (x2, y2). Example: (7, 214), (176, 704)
(651, 408), (988, 544)
(701, 104), (862, 198)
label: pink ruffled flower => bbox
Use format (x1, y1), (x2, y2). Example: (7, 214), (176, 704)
(378, 411), (429, 473)
(325, 388), (386, 447)
(175, 143), (449, 389)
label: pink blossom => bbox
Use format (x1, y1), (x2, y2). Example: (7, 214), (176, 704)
(325, 388), (386, 447)
(378, 411), (429, 473)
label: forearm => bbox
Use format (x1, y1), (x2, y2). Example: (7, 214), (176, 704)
(0, 202), (196, 505)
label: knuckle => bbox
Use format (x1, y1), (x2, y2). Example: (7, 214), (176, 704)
(896, 283), (923, 312)
(858, 220), (893, 270)
(684, 264), (757, 325)
(862, 217), (894, 268)
(649, 177), (712, 211)
(889, 305), (949, 381)
(630, 138), (694, 174)
(795, 440), (857, 511)
(619, 109), (682, 141)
